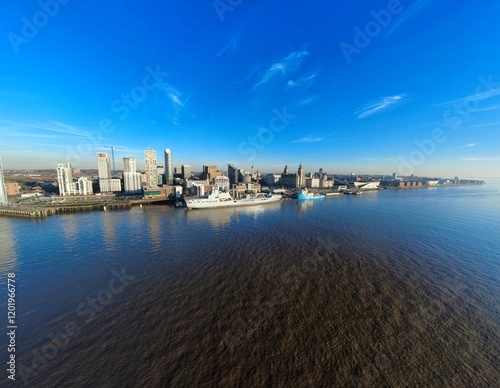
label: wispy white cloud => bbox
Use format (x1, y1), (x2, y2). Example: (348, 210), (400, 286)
(435, 88), (500, 107)
(217, 32), (241, 58)
(459, 156), (500, 162)
(253, 49), (310, 90)
(449, 143), (477, 151)
(291, 136), (325, 143)
(295, 95), (318, 106)
(463, 143), (477, 148)
(159, 84), (184, 108)
(0, 120), (118, 156)
(460, 143), (477, 148)
(385, 0), (432, 37)
(0, 120), (97, 139)
(158, 83), (187, 125)
(355, 95), (404, 119)
(287, 72), (318, 88)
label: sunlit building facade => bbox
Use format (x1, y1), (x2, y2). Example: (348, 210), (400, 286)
(0, 155), (8, 205)
(144, 148), (157, 188)
(57, 163), (75, 196)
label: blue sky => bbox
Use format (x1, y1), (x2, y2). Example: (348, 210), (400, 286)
(1, 0), (499, 178)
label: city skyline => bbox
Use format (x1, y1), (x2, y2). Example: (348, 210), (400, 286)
(1, 1), (500, 178)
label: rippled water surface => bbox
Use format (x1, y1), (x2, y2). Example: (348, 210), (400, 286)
(1, 183), (499, 386)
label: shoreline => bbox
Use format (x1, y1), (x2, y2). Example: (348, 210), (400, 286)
(0, 198), (170, 219)
(0, 183), (486, 219)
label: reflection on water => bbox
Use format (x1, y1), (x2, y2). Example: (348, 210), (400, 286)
(296, 198), (315, 214)
(1, 184), (499, 386)
(61, 214), (79, 243)
(145, 206), (163, 248)
(183, 202), (282, 228)
(102, 211), (118, 253)
(0, 218), (16, 276)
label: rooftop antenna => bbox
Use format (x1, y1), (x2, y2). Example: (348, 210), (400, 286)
(103, 145), (124, 177)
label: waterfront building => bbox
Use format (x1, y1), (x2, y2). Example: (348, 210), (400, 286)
(306, 178), (320, 189)
(157, 165), (165, 184)
(191, 184), (206, 196)
(265, 174), (281, 187)
(97, 152), (112, 193)
(184, 179), (209, 190)
(238, 169), (245, 183)
(123, 172), (141, 192)
(164, 148), (174, 185)
(320, 178), (334, 189)
(213, 176), (230, 191)
(110, 178), (122, 192)
(182, 164), (192, 180)
(0, 155), (8, 205)
(172, 185), (183, 198)
(57, 163), (76, 196)
(298, 164), (306, 188)
(201, 165), (223, 181)
(227, 164), (239, 186)
(144, 148), (157, 188)
(398, 181), (422, 188)
(233, 182), (261, 194)
(122, 157), (142, 193)
(76, 177), (93, 195)
(353, 181), (380, 190)
(123, 157), (137, 173)
(281, 164), (299, 188)
(143, 187), (168, 199)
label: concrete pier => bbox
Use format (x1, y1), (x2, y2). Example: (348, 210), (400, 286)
(0, 202), (132, 218)
(0, 197), (171, 219)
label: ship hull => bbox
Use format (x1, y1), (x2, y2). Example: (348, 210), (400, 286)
(186, 195), (282, 209)
(296, 194), (325, 200)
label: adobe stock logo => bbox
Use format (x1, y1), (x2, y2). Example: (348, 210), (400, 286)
(213, 0), (244, 22)
(7, 0), (71, 54)
(237, 106), (296, 162)
(340, 0), (410, 64)
(397, 75), (500, 175)
(64, 64), (167, 168)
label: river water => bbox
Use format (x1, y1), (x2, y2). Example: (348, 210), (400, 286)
(1, 183), (499, 386)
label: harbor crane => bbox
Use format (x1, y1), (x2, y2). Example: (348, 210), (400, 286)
(103, 145), (124, 177)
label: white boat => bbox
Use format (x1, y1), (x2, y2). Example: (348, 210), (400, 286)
(185, 188), (282, 209)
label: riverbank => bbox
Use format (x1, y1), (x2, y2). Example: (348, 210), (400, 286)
(0, 198), (169, 218)
(0, 182), (487, 218)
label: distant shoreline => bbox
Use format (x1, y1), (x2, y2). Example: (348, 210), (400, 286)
(0, 182), (487, 219)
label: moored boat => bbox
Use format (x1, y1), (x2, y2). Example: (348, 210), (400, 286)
(186, 188), (282, 209)
(296, 188), (325, 200)
(344, 191), (362, 195)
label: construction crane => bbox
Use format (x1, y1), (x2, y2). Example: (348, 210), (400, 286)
(103, 146), (124, 177)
